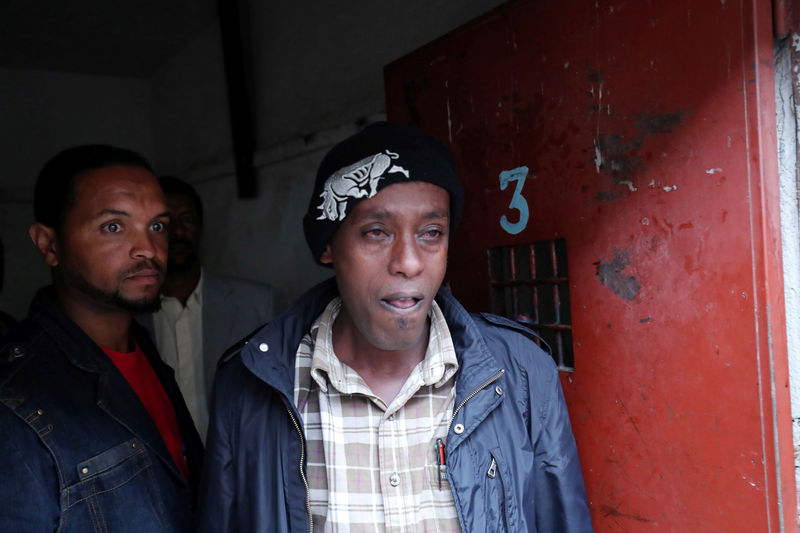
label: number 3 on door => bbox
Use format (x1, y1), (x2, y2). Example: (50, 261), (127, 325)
(499, 166), (530, 235)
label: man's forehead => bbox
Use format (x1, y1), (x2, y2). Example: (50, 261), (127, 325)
(346, 181), (450, 219)
(74, 164), (156, 189)
(71, 166), (164, 212)
(349, 204), (450, 222)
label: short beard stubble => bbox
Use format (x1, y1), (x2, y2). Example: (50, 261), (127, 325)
(62, 260), (163, 314)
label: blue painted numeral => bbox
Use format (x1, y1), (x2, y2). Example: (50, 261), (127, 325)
(499, 166), (530, 235)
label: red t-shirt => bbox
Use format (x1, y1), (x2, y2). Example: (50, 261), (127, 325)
(103, 343), (189, 480)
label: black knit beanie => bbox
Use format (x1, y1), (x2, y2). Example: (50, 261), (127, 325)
(303, 121), (464, 265)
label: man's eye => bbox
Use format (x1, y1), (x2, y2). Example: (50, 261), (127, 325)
(103, 223), (121, 233)
(421, 229), (444, 239)
(152, 221), (167, 232)
(365, 229), (385, 238)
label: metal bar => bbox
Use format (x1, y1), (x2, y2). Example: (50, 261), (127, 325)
(508, 247), (518, 316)
(490, 278), (569, 288)
(529, 324), (573, 331)
(530, 243), (540, 324)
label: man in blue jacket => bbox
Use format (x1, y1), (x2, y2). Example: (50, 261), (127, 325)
(0, 145), (203, 532)
(199, 122), (593, 532)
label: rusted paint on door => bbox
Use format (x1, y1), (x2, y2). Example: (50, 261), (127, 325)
(385, 0), (795, 530)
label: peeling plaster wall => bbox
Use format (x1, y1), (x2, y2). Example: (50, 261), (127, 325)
(775, 37), (800, 516)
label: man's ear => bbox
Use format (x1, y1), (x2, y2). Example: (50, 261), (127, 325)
(29, 223), (60, 267)
(320, 245), (333, 265)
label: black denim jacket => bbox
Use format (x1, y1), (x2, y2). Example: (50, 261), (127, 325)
(0, 287), (203, 532)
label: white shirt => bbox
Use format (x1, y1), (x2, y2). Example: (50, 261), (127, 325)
(153, 271), (208, 440)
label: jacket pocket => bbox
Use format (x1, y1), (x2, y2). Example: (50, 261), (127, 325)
(63, 438), (168, 532)
(73, 438), (148, 485)
(484, 447), (519, 532)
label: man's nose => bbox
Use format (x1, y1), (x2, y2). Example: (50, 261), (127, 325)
(131, 228), (157, 259)
(389, 234), (423, 278)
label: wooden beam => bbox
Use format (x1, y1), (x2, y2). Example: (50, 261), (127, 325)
(218, 0), (257, 198)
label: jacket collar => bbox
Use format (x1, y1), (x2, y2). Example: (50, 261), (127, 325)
(434, 286), (504, 404)
(240, 278), (338, 402)
(28, 286), (111, 372)
(240, 277), (503, 407)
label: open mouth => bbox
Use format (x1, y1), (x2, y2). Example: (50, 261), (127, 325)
(381, 294), (423, 310)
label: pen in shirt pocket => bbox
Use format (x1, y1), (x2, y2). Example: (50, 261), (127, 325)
(435, 438), (447, 489)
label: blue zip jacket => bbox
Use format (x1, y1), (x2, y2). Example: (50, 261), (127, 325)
(199, 278), (593, 532)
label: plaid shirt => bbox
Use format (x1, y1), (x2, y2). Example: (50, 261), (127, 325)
(294, 297), (462, 532)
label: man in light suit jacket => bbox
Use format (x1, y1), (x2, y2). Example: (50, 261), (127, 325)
(138, 177), (275, 440)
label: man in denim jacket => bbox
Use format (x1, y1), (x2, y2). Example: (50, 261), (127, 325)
(0, 145), (203, 532)
(199, 122), (593, 532)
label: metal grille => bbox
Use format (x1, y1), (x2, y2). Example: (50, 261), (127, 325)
(488, 238), (574, 371)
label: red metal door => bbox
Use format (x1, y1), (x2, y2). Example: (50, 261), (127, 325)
(385, 0), (795, 530)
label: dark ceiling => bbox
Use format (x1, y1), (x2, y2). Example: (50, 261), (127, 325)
(0, 0), (218, 78)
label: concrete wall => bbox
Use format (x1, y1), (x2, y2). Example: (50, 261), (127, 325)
(149, 0), (508, 308)
(0, 68), (152, 318)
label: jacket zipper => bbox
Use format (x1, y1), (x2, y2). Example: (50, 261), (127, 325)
(445, 368), (504, 533)
(487, 457), (497, 478)
(446, 369), (505, 436)
(286, 406), (313, 533)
